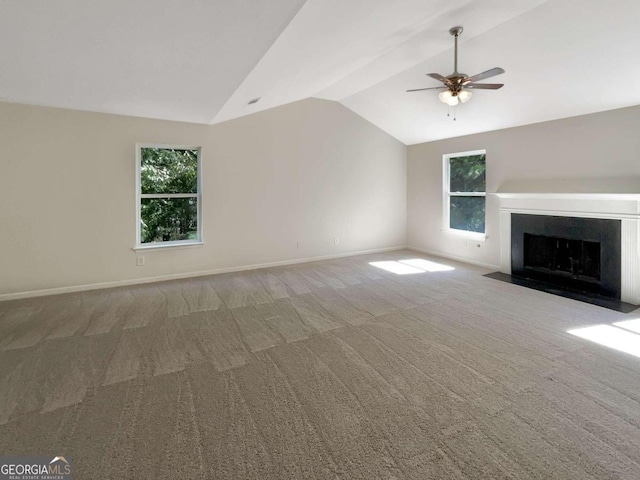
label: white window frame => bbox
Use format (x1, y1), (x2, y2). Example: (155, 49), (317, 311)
(135, 143), (203, 251)
(443, 149), (486, 241)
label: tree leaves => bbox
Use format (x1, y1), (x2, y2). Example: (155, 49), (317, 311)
(449, 154), (485, 193)
(141, 198), (198, 243)
(450, 196), (485, 233)
(140, 148), (199, 243)
(449, 154), (486, 233)
(141, 148), (198, 194)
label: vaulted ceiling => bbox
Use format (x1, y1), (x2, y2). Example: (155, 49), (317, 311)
(2, 0), (639, 145)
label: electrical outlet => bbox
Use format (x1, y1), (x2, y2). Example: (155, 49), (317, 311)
(136, 256), (145, 266)
(334, 237), (340, 245)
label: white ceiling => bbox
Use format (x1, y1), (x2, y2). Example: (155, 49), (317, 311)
(0, 0), (306, 124)
(2, 0), (639, 144)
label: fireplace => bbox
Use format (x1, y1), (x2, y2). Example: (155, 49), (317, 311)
(511, 214), (621, 299)
(494, 190), (640, 311)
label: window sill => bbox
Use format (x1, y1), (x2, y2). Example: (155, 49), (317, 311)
(133, 241), (204, 252)
(444, 228), (487, 242)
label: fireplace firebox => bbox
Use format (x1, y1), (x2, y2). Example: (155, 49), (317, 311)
(524, 233), (601, 283)
(511, 214), (621, 299)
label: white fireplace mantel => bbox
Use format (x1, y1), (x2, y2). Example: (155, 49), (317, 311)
(498, 192), (640, 304)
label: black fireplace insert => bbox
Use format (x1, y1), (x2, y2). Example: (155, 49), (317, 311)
(511, 214), (621, 299)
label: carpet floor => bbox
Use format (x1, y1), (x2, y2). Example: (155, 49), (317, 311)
(1, 250), (639, 479)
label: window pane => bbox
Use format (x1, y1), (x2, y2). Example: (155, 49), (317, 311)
(141, 148), (198, 194)
(450, 196), (485, 233)
(449, 154), (485, 192)
(141, 197), (198, 243)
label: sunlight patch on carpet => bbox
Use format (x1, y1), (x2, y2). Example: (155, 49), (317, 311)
(369, 259), (455, 275)
(568, 324), (640, 359)
(613, 318), (640, 334)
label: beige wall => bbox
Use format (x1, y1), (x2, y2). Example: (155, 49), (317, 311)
(0, 98), (407, 296)
(408, 105), (640, 268)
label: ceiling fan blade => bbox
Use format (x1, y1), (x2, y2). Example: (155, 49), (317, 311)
(406, 86), (447, 92)
(466, 83), (504, 90)
(426, 73), (451, 84)
(465, 67), (505, 83)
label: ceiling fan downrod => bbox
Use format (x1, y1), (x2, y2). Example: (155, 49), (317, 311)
(450, 26), (463, 75)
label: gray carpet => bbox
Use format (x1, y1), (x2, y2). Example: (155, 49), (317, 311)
(1, 250), (640, 479)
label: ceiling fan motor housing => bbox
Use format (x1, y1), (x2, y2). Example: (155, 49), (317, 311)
(445, 74), (469, 92)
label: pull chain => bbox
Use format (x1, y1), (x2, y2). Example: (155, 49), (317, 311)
(446, 106), (457, 121)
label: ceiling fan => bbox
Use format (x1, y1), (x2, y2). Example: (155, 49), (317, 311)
(407, 26), (504, 106)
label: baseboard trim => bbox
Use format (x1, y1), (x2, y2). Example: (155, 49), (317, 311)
(406, 245), (501, 270)
(0, 246), (407, 302)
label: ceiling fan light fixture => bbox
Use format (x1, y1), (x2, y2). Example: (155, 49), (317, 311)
(445, 93), (459, 106)
(438, 90), (452, 103)
(458, 89), (472, 103)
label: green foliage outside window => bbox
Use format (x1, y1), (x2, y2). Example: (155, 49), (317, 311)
(140, 148), (199, 243)
(448, 153), (486, 234)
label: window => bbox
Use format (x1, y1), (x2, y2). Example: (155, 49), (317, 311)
(136, 145), (202, 248)
(443, 150), (486, 239)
